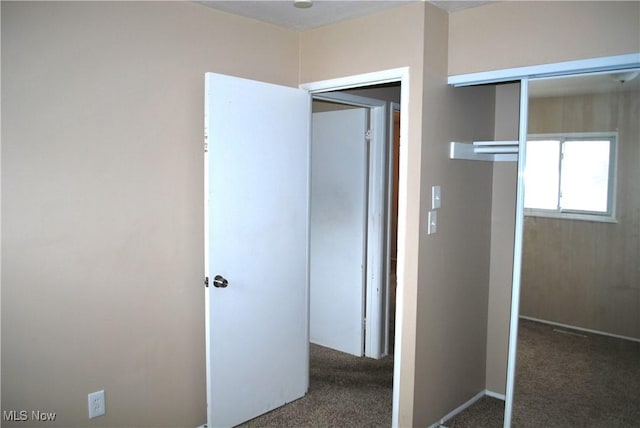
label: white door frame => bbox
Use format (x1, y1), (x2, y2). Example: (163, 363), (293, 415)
(385, 102), (401, 356)
(447, 52), (640, 428)
(313, 91), (389, 359)
(301, 67), (409, 428)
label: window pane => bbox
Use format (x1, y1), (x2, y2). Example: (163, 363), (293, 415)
(525, 140), (560, 210)
(560, 140), (610, 213)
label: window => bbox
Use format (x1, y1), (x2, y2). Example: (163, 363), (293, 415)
(524, 133), (617, 222)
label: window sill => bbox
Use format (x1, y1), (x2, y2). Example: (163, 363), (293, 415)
(524, 209), (618, 224)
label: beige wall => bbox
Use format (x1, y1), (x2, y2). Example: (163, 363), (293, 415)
(448, 1), (640, 75)
(522, 89), (640, 339)
(486, 84), (519, 396)
(1, 2), (298, 427)
(411, 5), (498, 425)
(4, 1), (638, 427)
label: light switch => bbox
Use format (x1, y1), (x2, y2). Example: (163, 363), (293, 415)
(432, 185), (441, 209)
(427, 210), (437, 235)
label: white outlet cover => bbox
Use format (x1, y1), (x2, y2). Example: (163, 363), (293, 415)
(88, 390), (106, 419)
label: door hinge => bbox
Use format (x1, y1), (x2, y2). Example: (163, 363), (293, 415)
(204, 276), (209, 288)
(365, 129), (373, 141)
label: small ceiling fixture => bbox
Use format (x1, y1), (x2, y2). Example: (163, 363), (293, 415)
(294, 0), (313, 8)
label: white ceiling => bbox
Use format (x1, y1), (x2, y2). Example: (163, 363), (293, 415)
(199, 1), (492, 31)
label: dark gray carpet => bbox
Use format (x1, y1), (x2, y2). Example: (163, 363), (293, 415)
(238, 319), (639, 428)
(239, 344), (394, 427)
(445, 319), (640, 427)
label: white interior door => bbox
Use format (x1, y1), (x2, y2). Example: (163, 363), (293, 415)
(204, 73), (310, 428)
(310, 108), (368, 356)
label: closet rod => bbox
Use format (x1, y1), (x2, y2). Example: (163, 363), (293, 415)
(449, 141), (519, 162)
(473, 140), (518, 146)
(474, 146), (518, 154)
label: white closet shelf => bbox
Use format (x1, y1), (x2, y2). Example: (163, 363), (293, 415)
(450, 140), (518, 162)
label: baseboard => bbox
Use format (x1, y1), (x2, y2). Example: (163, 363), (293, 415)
(519, 316), (640, 343)
(485, 389), (506, 401)
(428, 388), (508, 428)
(429, 390), (485, 428)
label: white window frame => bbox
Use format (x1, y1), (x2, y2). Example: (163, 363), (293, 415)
(524, 132), (618, 223)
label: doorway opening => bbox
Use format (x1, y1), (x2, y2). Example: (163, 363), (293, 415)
(305, 81), (401, 427)
(309, 83), (401, 360)
(302, 70), (408, 428)
(238, 74), (407, 428)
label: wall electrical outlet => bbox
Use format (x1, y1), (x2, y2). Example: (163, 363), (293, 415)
(88, 390), (106, 419)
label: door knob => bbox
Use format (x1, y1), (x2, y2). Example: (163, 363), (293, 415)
(213, 275), (229, 288)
